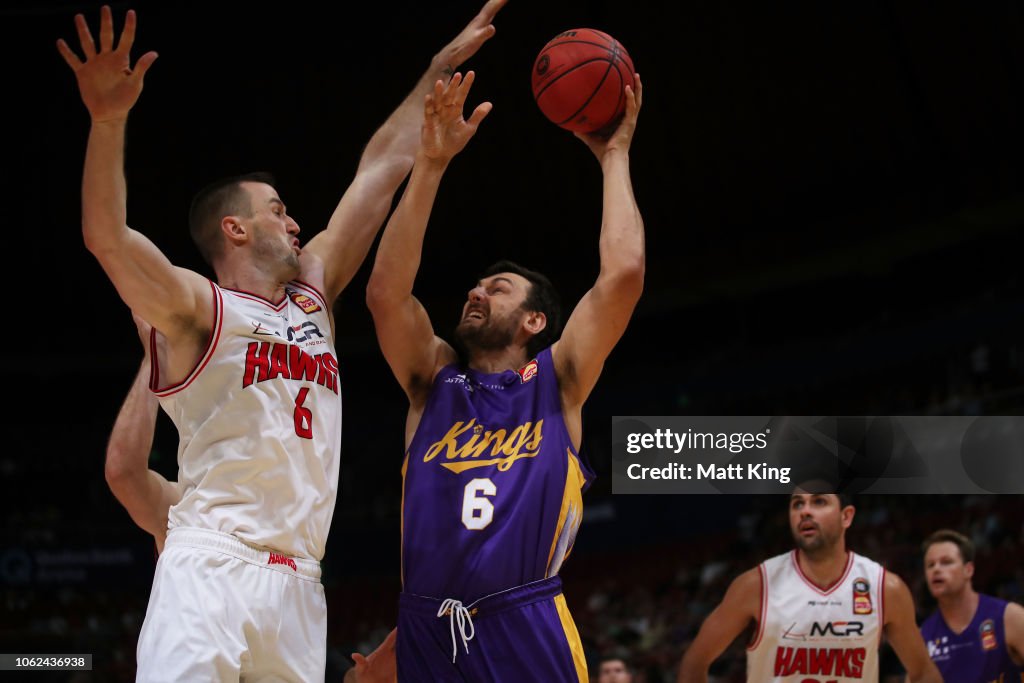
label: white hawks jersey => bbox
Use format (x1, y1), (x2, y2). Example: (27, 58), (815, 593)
(747, 550), (884, 682)
(152, 281), (341, 561)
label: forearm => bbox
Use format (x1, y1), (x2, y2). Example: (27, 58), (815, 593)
(676, 659), (708, 683)
(366, 155), (448, 303)
(357, 59), (455, 178)
(82, 118), (130, 254)
(104, 362), (158, 484)
(597, 150), (645, 283)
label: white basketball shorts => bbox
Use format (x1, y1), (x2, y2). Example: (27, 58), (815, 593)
(135, 527), (326, 682)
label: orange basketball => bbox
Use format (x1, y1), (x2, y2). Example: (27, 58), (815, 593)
(531, 28), (635, 134)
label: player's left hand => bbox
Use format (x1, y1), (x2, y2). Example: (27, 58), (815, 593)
(350, 628), (397, 683)
(57, 6), (159, 123)
(575, 73), (643, 162)
(433, 0), (508, 73)
(421, 71), (492, 164)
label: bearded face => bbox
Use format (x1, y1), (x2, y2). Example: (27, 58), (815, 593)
(789, 493), (849, 556)
(454, 306), (522, 352)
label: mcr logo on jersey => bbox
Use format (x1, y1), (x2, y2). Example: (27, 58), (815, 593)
(287, 321), (324, 344)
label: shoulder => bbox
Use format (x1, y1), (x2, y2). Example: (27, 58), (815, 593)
(881, 569), (916, 626)
(724, 566), (764, 616)
(1005, 600), (1024, 626)
(883, 567), (910, 593)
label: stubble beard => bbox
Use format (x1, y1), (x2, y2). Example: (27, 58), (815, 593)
(454, 314), (518, 354)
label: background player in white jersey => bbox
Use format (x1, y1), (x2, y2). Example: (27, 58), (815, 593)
(677, 492), (942, 683)
(58, 2), (506, 679)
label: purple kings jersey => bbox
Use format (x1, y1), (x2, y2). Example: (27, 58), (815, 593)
(401, 347), (593, 602)
(920, 594), (1024, 683)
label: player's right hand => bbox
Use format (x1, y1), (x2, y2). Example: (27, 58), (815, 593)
(420, 71), (492, 164)
(575, 73), (643, 162)
(350, 628), (397, 683)
(57, 6), (158, 123)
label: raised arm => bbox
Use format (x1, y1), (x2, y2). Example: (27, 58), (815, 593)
(366, 73), (491, 409)
(553, 76), (645, 416)
(104, 317), (181, 552)
(303, 0), (507, 303)
(58, 8), (210, 340)
(677, 568), (760, 683)
(884, 572), (943, 683)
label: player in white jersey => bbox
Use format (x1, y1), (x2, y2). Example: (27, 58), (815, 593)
(58, 2), (507, 679)
(677, 493), (942, 683)
(106, 320), (396, 682)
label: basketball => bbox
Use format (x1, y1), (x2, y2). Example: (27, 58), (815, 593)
(531, 28), (635, 134)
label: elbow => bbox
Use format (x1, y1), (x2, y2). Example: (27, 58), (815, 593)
(104, 450), (140, 491)
(82, 225), (121, 259)
(610, 258), (645, 302)
(356, 154), (416, 197)
(365, 277), (400, 316)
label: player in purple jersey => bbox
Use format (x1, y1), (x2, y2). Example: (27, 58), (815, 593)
(366, 68), (644, 681)
(919, 530), (1024, 683)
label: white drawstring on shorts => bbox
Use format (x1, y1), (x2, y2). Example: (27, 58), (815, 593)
(437, 598), (476, 663)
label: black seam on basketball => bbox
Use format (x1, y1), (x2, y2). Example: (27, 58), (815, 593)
(556, 58), (616, 127)
(602, 42), (626, 130)
(538, 39), (616, 53)
(602, 65), (627, 131)
(533, 56), (617, 103)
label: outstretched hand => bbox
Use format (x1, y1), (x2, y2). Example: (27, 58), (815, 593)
(575, 73), (643, 162)
(57, 6), (158, 123)
(434, 0), (508, 73)
(421, 72), (492, 164)
(350, 628), (397, 683)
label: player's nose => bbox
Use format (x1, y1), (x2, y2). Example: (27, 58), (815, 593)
(468, 285), (486, 303)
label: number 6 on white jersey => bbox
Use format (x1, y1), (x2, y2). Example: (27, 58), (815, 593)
(462, 478), (496, 530)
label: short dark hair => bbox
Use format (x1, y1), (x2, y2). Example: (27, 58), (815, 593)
(922, 529), (975, 564)
(790, 483), (854, 509)
(599, 656), (632, 673)
(481, 260), (561, 359)
(188, 172), (276, 266)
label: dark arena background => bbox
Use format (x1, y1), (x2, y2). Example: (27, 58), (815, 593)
(4, 1), (1024, 681)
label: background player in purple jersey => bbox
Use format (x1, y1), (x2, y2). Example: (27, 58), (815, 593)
(365, 57), (644, 680)
(918, 530), (1024, 683)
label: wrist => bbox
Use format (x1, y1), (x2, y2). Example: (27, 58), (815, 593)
(416, 150), (451, 172)
(599, 147), (629, 168)
(429, 54), (456, 79)
(90, 116), (129, 128)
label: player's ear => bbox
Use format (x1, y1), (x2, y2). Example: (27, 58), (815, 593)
(222, 215), (248, 246)
(523, 310), (546, 336)
(964, 561), (975, 580)
(840, 503), (855, 530)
